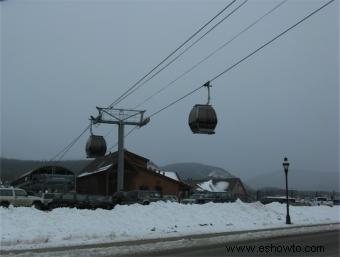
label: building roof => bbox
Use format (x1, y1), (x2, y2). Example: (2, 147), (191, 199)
(163, 171), (180, 181)
(152, 170), (180, 182)
(78, 149), (149, 177)
(184, 177), (247, 193)
(146, 162), (181, 182)
(196, 180), (229, 192)
(77, 164), (113, 178)
(77, 149), (190, 189)
(13, 165), (74, 181)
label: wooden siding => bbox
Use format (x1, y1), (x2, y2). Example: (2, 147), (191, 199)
(77, 152), (190, 197)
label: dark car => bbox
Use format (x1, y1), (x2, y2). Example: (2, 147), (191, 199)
(86, 195), (114, 210)
(203, 191), (236, 203)
(48, 192), (79, 209)
(260, 196), (296, 205)
(37, 192), (62, 210)
(181, 191), (236, 204)
(113, 190), (162, 205)
(48, 193), (114, 210)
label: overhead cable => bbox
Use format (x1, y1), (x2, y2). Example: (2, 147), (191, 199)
(133, 0), (287, 109)
(148, 0), (335, 119)
(107, 0), (237, 108)
(49, 124), (90, 161)
(210, 0), (334, 82)
(117, 0), (249, 108)
(48, 0), (238, 161)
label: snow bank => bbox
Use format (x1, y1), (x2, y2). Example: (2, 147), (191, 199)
(1, 200), (339, 250)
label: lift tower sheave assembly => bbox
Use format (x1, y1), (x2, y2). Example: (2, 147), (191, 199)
(90, 107), (150, 192)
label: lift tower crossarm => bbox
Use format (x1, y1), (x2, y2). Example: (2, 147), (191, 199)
(90, 107), (150, 192)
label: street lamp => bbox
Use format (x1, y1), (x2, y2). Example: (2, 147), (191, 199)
(282, 157), (291, 224)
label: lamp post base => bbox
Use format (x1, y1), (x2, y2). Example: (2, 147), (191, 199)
(286, 215), (291, 224)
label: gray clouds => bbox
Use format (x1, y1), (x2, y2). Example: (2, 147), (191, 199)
(1, 0), (338, 181)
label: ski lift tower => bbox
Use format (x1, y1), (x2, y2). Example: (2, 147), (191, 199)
(91, 107), (150, 192)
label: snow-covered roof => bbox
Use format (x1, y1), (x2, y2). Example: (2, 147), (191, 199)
(147, 161), (180, 182)
(147, 161), (160, 171)
(197, 179), (229, 192)
(150, 170), (180, 182)
(77, 164), (112, 178)
(163, 171), (179, 181)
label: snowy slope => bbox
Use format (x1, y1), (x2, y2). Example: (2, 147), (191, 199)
(1, 201), (339, 251)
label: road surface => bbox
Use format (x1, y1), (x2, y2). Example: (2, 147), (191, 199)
(1, 226), (338, 257)
(132, 230), (339, 257)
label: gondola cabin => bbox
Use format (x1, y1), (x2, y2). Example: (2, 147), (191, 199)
(188, 104), (217, 134)
(86, 135), (107, 158)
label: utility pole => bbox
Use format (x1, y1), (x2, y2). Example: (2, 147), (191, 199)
(91, 107), (150, 192)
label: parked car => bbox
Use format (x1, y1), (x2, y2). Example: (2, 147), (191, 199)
(180, 198), (197, 204)
(0, 187), (44, 209)
(181, 191), (236, 204)
(37, 192), (62, 210)
(86, 195), (114, 210)
(162, 195), (179, 202)
(333, 199), (340, 206)
(48, 193), (114, 210)
(260, 196), (296, 205)
(181, 193), (207, 204)
(204, 192), (236, 203)
(310, 197), (333, 207)
(112, 190), (162, 205)
(47, 192), (77, 209)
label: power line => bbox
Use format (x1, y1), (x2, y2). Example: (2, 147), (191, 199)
(149, 86), (204, 118)
(107, 0), (237, 108)
(50, 0), (334, 160)
(118, 0), (249, 108)
(51, 1), (238, 161)
(148, 0), (335, 119)
(49, 124), (90, 161)
(51, 0), (236, 160)
(210, 0), (335, 82)
(133, 0), (287, 109)
(104, 127), (115, 139)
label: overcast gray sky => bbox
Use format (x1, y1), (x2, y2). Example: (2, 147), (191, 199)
(1, 0), (338, 180)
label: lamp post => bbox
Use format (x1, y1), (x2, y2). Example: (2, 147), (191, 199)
(282, 157), (291, 224)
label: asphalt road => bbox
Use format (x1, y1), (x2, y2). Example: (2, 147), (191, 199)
(1, 226), (338, 257)
(134, 230), (339, 257)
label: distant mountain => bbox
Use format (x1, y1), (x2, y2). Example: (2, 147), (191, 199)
(245, 170), (339, 192)
(0, 158), (90, 183)
(161, 162), (234, 180)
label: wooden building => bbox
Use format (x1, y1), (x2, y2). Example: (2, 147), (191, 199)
(11, 166), (75, 194)
(77, 150), (190, 197)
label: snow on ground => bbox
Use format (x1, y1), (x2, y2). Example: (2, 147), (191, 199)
(0, 200), (339, 251)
